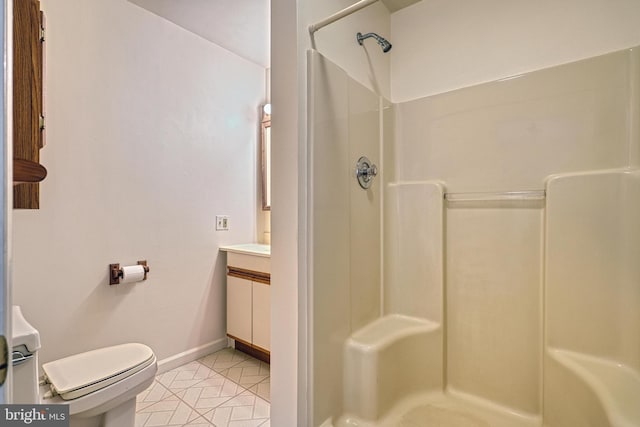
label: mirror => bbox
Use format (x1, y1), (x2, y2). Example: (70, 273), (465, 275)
(261, 107), (271, 210)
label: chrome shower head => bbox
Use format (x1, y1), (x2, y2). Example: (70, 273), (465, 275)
(357, 32), (392, 53)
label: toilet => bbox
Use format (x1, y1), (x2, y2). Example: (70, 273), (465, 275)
(12, 306), (157, 427)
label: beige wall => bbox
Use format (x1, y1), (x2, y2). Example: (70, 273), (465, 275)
(384, 182), (443, 322)
(271, 1), (392, 425)
(12, 0), (264, 364)
(546, 170), (640, 371)
(392, 48), (635, 191)
(385, 16), (639, 417)
(309, 51), (382, 426)
(391, 0), (640, 101)
(543, 169), (640, 426)
(446, 202), (543, 415)
(385, 47), (638, 417)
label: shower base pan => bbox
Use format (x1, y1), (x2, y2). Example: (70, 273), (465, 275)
(334, 391), (541, 427)
(331, 313), (542, 427)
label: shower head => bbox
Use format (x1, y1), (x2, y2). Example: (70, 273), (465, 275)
(357, 32), (392, 53)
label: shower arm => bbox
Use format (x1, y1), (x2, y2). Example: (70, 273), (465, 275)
(356, 32), (392, 52)
(309, 0), (380, 35)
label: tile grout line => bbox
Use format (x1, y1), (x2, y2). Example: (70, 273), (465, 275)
(195, 350), (270, 399)
(137, 372), (220, 424)
(139, 380), (197, 427)
(177, 352), (263, 419)
(138, 349), (269, 426)
(155, 374), (242, 421)
(192, 351), (270, 424)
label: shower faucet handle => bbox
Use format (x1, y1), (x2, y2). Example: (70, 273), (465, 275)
(355, 156), (377, 189)
(357, 164), (377, 179)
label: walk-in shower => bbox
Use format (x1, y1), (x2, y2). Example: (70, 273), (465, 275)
(309, 44), (640, 427)
(308, 1), (640, 427)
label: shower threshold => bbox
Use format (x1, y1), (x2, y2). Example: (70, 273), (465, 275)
(334, 391), (542, 427)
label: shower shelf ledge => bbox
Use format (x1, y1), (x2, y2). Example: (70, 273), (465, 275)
(348, 314), (439, 351)
(445, 190), (546, 202)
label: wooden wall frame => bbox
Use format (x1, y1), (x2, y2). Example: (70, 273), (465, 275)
(13, 0), (45, 209)
(261, 112), (271, 211)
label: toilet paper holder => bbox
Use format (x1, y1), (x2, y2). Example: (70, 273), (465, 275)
(109, 260), (150, 285)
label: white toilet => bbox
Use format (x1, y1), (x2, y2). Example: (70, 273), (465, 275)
(12, 306), (157, 427)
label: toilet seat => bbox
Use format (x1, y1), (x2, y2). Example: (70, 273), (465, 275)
(42, 343), (155, 400)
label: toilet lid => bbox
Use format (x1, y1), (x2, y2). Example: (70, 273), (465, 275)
(42, 343), (155, 400)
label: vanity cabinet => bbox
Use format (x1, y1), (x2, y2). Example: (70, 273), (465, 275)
(251, 280), (270, 351)
(226, 276), (252, 343)
(224, 249), (270, 361)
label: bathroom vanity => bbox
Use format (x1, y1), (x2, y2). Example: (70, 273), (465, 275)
(220, 244), (270, 363)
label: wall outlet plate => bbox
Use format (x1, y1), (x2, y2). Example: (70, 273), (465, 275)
(216, 215), (229, 231)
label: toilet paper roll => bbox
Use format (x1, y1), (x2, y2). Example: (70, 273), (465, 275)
(121, 265), (146, 284)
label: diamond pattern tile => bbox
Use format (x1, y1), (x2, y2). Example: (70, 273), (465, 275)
(220, 359), (270, 388)
(198, 348), (249, 373)
(137, 381), (176, 411)
(202, 390), (270, 427)
(247, 379), (270, 403)
(135, 347), (269, 427)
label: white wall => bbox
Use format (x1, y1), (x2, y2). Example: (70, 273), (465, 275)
(391, 0), (640, 101)
(270, 0), (299, 425)
(12, 0), (264, 365)
(309, 1), (391, 100)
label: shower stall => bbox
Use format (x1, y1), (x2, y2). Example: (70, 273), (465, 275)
(307, 26), (640, 427)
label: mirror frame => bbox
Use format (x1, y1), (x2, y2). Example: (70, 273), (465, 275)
(261, 112), (271, 211)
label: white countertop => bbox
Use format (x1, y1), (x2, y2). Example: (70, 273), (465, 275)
(219, 243), (271, 257)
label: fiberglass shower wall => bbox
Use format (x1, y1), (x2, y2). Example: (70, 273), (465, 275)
(309, 50), (389, 426)
(310, 43), (640, 426)
(385, 47), (640, 423)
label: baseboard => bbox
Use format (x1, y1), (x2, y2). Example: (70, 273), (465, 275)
(156, 337), (229, 374)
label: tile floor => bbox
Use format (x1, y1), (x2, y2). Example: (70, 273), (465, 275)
(135, 347), (270, 427)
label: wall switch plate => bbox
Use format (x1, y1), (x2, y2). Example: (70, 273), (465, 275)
(216, 215), (229, 231)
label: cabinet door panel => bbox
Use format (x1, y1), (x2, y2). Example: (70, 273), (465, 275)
(227, 276), (252, 343)
(252, 282), (270, 351)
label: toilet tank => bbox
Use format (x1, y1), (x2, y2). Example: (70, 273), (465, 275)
(12, 306), (41, 404)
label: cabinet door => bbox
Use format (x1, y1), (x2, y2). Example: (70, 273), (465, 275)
(252, 281), (270, 351)
(227, 276), (252, 344)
